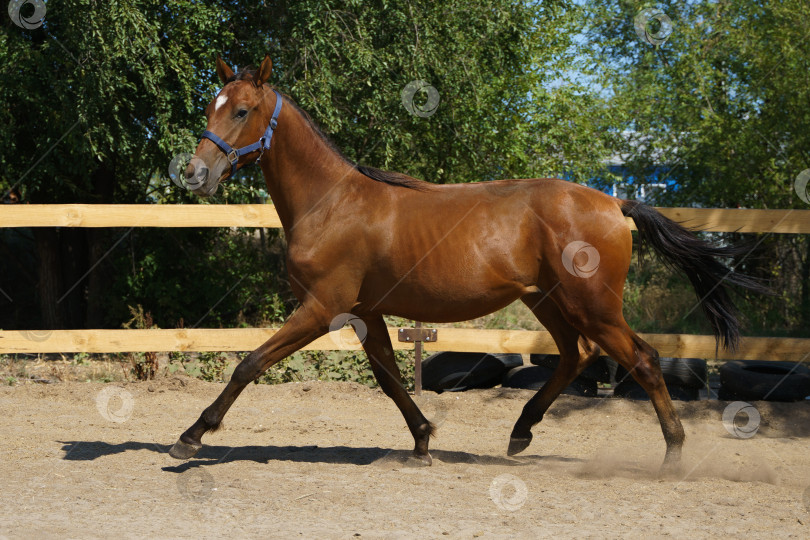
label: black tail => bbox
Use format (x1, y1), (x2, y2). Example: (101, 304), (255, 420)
(621, 200), (770, 351)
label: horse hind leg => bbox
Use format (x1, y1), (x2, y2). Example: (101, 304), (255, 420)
(508, 292), (601, 456)
(587, 320), (685, 469)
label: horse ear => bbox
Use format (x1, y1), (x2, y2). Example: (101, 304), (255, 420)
(215, 55), (235, 85)
(254, 54), (273, 86)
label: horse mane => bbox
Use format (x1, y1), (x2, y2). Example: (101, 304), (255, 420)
(224, 66), (433, 192)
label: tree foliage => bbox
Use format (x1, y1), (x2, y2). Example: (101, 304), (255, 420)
(586, 0), (810, 334)
(587, 0), (809, 209)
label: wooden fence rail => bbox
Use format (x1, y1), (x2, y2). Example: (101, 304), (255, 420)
(2, 204), (810, 234)
(2, 329), (808, 361)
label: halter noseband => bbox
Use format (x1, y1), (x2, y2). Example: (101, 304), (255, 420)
(200, 89), (283, 176)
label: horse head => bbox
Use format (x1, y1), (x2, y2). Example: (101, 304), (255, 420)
(186, 55), (281, 197)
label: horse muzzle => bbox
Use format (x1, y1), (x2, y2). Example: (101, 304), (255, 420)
(184, 156), (221, 197)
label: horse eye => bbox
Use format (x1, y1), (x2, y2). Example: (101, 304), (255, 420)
(236, 109), (248, 119)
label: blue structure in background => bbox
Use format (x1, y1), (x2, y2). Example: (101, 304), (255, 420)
(601, 164), (678, 204)
(593, 136), (681, 204)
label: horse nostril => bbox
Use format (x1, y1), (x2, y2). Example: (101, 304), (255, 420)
(184, 162), (208, 187)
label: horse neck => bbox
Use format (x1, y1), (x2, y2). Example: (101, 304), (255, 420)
(259, 102), (357, 233)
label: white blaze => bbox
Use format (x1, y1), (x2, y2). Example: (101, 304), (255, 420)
(214, 95), (228, 111)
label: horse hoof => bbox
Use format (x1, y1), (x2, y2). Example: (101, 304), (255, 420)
(410, 452), (433, 467)
(659, 451), (683, 478)
(659, 460), (683, 479)
(169, 439), (202, 460)
(507, 436), (532, 456)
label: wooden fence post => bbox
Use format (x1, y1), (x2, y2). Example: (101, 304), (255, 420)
(398, 322), (439, 395)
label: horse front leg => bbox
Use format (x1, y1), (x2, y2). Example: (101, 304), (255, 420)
(169, 304), (329, 459)
(359, 314), (436, 465)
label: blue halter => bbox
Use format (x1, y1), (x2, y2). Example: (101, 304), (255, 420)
(200, 89), (283, 176)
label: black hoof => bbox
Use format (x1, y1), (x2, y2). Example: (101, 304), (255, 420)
(507, 435), (532, 456)
(169, 439), (202, 460)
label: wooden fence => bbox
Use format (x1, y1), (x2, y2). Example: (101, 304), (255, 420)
(1, 328), (807, 361)
(1, 205), (809, 361)
(3, 204), (810, 233)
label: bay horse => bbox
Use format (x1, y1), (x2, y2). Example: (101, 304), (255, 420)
(170, 55), (765, 468)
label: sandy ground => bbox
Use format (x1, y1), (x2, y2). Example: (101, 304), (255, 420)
(1, 376), (809, 539)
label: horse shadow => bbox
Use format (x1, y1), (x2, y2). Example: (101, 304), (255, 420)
(57, 440), (582, 473)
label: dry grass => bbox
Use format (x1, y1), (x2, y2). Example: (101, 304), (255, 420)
(0, 353), (131, 385)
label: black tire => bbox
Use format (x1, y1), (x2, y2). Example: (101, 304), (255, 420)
(718, 360), (810, 402)
(422, 352), (522, 392)
(612, 379), (699, 401)
(615, 357), (707, 389)
(530, 354), (613, 383)
(502, 365), (598, 397)
(716, 387), (737, 401)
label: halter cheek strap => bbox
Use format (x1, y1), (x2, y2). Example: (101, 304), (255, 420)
(200, 89), (283, 176)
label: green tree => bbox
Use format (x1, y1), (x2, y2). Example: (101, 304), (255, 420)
(221, 0), (615, 184)
(587, 0), (809, 207)
(586, 0), (810, 335)
(1, 0), (231, 328)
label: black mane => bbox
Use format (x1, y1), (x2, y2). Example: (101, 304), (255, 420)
(224, 66), (432, 191)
